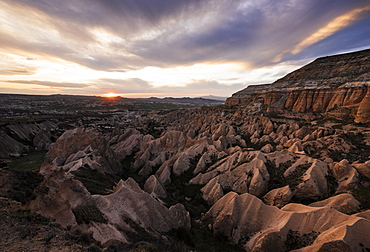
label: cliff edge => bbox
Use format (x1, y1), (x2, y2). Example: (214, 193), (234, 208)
(226, 49), (370, 123)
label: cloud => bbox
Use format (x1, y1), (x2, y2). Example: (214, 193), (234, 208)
(0, 68), (36, 76)
(96, 78), (153, 93)
(0, 53), (38, 75)
(1, 0), (369, 71)
(291, 5), (370, 55)
(4, 80), (89, 88)
(95, 78), (245, 97)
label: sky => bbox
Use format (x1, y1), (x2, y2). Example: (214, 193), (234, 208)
(0, 0), (370, 98)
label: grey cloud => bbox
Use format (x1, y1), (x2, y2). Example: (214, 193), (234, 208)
(96, 78), (153, 93)
(2, 0), (370, 71)
(5, 80), (89, 88)
(7, 0), (208, 38)
(0, 53), (38, 76)
(131, 0), (370, 67)
(97, 78), (245, 97)
(0, 68), (37, 76)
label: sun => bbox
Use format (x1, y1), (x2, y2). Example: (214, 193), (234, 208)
(101, 92), (120, 98)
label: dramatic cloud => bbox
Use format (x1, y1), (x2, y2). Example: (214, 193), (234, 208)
(0, 0), (369, 97)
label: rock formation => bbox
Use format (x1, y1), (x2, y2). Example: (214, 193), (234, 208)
(226, 49), (370, 123)
(1, 49), (370, 251)
(203, 192), (370, 251)
(30, 127), (191, 246)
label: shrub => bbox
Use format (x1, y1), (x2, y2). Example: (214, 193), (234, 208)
(285, 229), (320, 251)
(72, 204), (107, 225)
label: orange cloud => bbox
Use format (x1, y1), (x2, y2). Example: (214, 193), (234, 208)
(291, 5), (370, 54)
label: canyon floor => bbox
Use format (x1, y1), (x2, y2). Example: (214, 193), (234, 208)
(1, 96), (370, 251)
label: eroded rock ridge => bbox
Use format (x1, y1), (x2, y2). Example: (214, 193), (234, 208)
(226, 49), (370, 123)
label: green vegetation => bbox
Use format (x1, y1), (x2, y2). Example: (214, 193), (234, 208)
(267, 160), (293, 191)
(324, 170), (338, 198)
(10, 208), (51, 225)
(160, 154), (244, 251)
(285, 229), (320, 251)
(351, 174), (370, 210)
(72, 204), (107, 225)
(180, 223), (244, 252)
(65, 229), (98, 247)
(128, 241), (159, 252)
(71, 167), (120, 195)
(7, 150), (47, 171)
(285, 163), (312, 189)
(352, 187), (370, 210)
(338, 132), (370, 163)
(2, 170), (44, 204)
(266, 160), (312, 191)
(164, 154), (209, 219)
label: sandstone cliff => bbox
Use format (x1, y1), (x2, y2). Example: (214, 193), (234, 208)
(226, 49), (370, 123)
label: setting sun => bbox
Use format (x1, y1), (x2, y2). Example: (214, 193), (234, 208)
(101, 92), (120, 98)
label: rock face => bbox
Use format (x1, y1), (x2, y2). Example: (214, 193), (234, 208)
(31, 128), (191, 246)
(226, 84), (270, 106)
(0, 121), (57, 158)
(40, 127), (122, 175)
(226, 49), (370, 123)
(203, 192), (370, 252)
(0, 132), (27, 158)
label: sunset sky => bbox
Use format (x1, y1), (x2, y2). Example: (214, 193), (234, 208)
(1, 0), (370, 98)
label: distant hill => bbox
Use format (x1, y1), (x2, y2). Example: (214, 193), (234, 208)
(198, 95), (228, 101)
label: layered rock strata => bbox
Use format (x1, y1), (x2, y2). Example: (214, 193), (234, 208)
(226, 49), (370, 123)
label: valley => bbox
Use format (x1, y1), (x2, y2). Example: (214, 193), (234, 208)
(1, 49), (370, 252)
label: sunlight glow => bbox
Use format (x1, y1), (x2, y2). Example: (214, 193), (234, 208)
(101, 92), (121, 98)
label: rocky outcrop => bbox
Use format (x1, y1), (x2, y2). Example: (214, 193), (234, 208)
(355, 86), (370, 123)
(332, 159), (359, 193)
(226, 49), (370, 123)
(309, 193), (360, 214)
(92, 178), (190, 245)
(31, 171), (190, 245)
(203, 192), (370, 251)
(40, 127), (122, 175)
(31, 126), (191, 246)
(226, 84), (270, 106)
(0, 132), (27, 158)
(0, 121), (57, 158)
